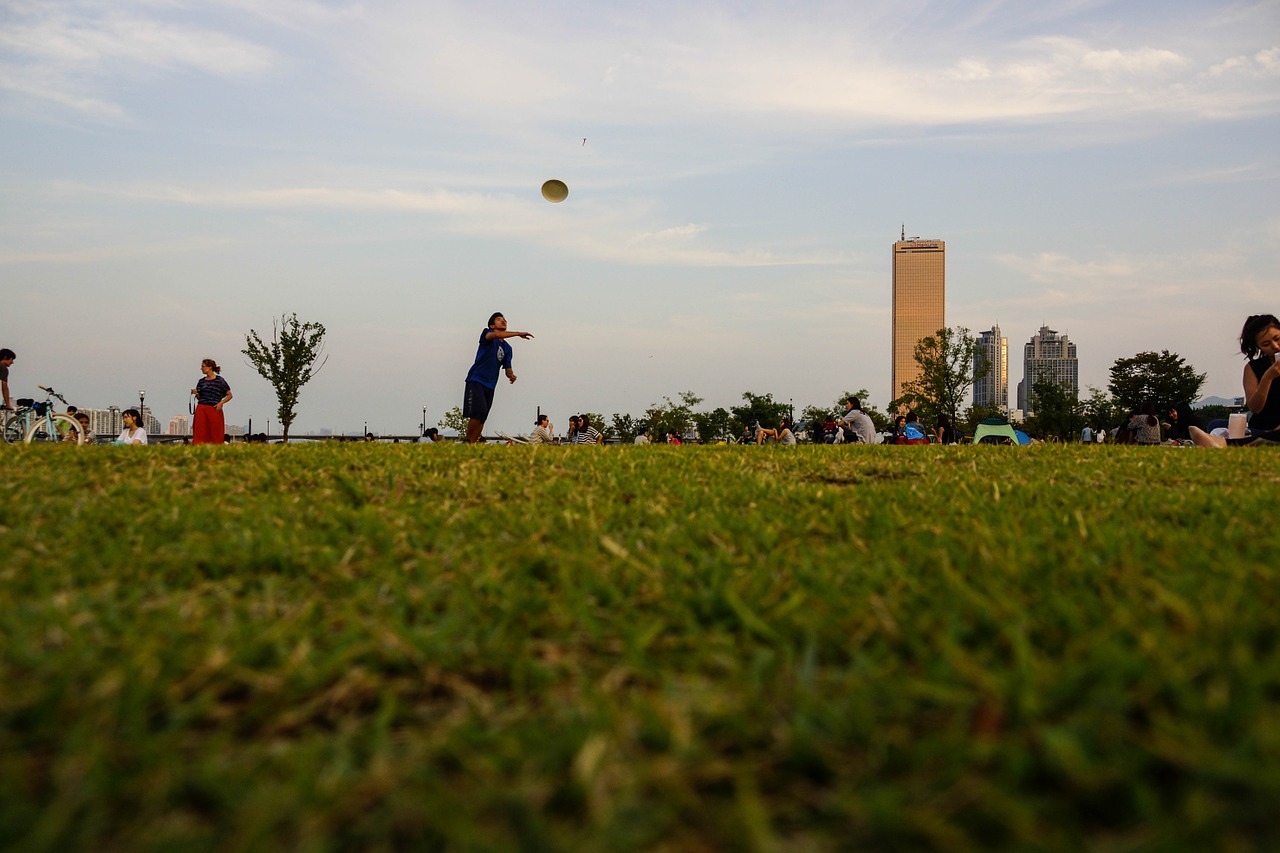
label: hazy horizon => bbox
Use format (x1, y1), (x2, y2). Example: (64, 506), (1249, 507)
(3, 0), (1277, 435)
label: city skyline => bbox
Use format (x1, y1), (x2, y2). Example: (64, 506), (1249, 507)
(2, 1), (1277, 434)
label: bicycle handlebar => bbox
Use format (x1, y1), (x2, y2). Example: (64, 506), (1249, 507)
(36, 385), (68, 404)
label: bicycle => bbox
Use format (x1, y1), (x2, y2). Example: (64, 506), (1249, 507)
(2, 386), (87, 445)
(1, 396), (39, 443)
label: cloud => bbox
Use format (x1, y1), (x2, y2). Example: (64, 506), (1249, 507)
(0, 0), (275, 116)
(1210, 46), (1280, 77)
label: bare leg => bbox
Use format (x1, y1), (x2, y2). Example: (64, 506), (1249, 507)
(466, 418), (485, 444)
(1189, 425), (1226, 448)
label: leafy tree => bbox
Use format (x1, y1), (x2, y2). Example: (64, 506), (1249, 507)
(1108, 350), (1206, 413)
(610, 412), (641, 443)
(439, 406), (467, 435)
(242, 313), (328, 443)
(1081, 387), (1122, 432)
(644, 392), (702, 441)
(729, 392), (791, 436)
(890, 327), (980, 427)
(1028, 374), (1084, 442)
(690, 407), (733, 443)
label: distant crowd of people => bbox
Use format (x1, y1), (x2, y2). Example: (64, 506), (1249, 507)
(8, 312), (1278, 450)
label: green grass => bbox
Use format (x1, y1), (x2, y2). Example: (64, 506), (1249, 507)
(1, 444), (1277, 852)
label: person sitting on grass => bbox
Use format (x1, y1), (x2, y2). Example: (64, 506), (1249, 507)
(1188, 314), (1280, 447)
(114, 409), (147, 445)
(1163, 402), (1203, 444)
(756, 418), (796, 445)
(1129, 402), (1162, 445)
(575, 414), (602, 445)
(72, 411), (95, 444)
(529, 415), (553, 444)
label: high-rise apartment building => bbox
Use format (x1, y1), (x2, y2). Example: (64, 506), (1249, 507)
(1020, 325), (1078, 413)
(973, 325), (1009, 411)
(892, 236), (945, 402)
(168, 415), (190, 435)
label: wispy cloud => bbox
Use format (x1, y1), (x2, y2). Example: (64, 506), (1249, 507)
(0, 0), (275, 117)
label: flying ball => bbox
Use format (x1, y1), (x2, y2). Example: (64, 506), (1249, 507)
(541, 179), (569, 203)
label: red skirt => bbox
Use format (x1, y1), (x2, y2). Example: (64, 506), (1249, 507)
(192, 404), (225, 444)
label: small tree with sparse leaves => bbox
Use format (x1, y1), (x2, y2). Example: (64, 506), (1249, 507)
(243, 313), (328, 443)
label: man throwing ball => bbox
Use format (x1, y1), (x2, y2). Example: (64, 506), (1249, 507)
(463, 312), (534, 443)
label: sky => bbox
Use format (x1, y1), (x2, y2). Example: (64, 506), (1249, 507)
(2, 0), (1278, 436)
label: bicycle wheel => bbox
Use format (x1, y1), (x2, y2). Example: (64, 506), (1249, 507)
(26, 414), (87, 445)
(2, 412), (26, 443)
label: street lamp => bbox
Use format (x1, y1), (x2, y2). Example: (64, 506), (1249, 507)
(422, 406), (427, 436)
(139, 390), (145, 432)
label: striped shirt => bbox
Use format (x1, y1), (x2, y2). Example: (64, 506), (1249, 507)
(196, 375), (231, 406)
(575, 426), (601, 444)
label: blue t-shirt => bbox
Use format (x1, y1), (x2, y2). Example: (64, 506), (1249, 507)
(464, 328), (513, 390)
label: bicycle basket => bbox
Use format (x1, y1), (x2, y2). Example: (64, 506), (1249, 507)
(32, 401), (47, 416)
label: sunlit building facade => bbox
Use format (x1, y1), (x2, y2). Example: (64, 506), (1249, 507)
(973, 325), (1009, 411)
(892, 237), (945, 402)
(1020, 325), (1079, 414)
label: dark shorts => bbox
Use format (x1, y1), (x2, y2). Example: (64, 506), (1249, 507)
(462, 381), (495, 422)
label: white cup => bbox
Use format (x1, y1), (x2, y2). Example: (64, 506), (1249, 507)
(1228, 412), (1248, 439)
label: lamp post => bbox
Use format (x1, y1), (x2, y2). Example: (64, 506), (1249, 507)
(422, 406), (427, 436)
(139, 391), (145, 433)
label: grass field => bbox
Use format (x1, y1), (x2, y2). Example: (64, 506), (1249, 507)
(1, 443), (1277, 852)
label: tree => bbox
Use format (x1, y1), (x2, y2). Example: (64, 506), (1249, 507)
(1027, 374), (1084, 442)
(644, 392), (703, 441)
(729, 392), (791, 436)
(693, 407), (733, 443)
(1081, 387), (1122, 432)
(439, 406), (467, 435)
(610, 412), (641, 443)
(891, 327), (980, 426)
(1108, 350), (1206, 413)
(243, 313), (328, 443)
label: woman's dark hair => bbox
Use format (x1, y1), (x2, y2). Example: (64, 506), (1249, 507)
(846, 397), (862, 410)
(1172, 402), (1198, 432)
(937, 413), (951, 428)
(122, 408), (141, 423)
(1240, 314), (1280, 359)
(202, 358), (221, 373)
(894, 415), (906, 425)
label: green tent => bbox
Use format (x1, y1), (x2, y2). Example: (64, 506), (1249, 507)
(972, 417), (1021, 445)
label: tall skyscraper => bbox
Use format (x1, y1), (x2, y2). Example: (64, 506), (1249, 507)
(973, 325), (1009, 411)
(1020, 325), (1079, 413)
(168, 415), (190, 435)
(892, 236), (945, 402)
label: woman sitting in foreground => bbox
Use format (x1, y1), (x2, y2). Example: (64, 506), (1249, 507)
(1191, 313), (1280, 447)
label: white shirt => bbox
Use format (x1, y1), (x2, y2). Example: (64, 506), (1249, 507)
(116, 426), (148, 445)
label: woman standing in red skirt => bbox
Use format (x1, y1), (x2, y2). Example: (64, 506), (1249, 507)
(191, 358), (233, 444)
